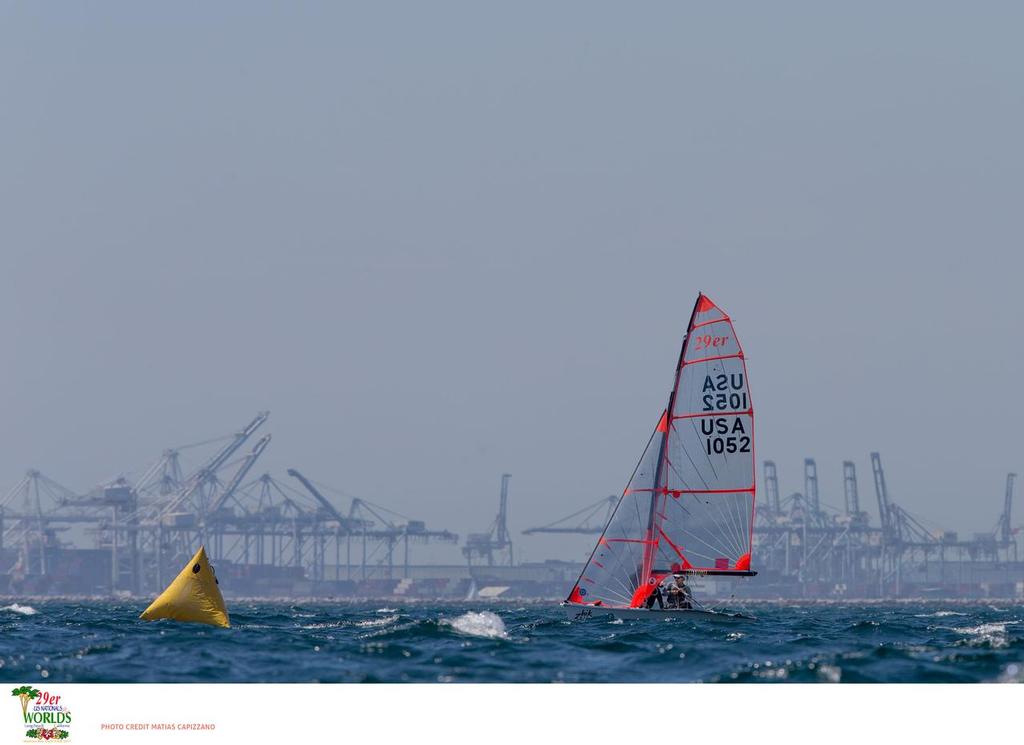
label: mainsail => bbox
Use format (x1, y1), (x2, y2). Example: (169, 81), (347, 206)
(567, 294), (755, 609)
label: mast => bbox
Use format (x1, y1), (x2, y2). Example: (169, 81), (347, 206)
(641, 294), (705, 583)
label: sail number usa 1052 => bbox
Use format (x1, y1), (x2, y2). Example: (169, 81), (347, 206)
(699, 374), (750, 455)
(701, 373), (747, 412)
(701, 418), (750, 454)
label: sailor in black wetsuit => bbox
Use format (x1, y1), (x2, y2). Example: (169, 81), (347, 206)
(644, 584), (665, 609)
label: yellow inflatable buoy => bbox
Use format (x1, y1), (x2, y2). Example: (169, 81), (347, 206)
(140, 545), (230, 628)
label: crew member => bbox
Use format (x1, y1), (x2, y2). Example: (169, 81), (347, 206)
(666, 572), (692, 609)
(644, 583), (665, 609)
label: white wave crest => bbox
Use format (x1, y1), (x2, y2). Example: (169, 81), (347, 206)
(300, 621), (345, 630)
(952, 622), (1015, 649)
(442, 611), (508, 639)
(914, 610), (967, 618)
(0, 604), (37, 615)
(354, 615), (399, 628)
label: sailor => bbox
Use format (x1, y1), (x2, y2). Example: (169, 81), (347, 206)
(644, 583), (665, 609)
(666, 572), (692, 609)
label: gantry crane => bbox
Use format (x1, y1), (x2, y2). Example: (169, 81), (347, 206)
(995, 473), (1017, 560)
(522, 495), (617, 535)
(463, 474), (513, 566)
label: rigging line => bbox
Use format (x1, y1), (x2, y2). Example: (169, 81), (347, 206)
(731, 488), (753, 556)
(730, 490), (750, 556)
(627, 561), (643, 598)
(671, 422), (713, 490)
(713, 487), (745, 557)
(603, 571), (641, 601)
(589, 536), (634, 556)
(691, 497), (738, 559)
(686, 409), (720, 482)
(676, 527), (735, 566)
(599, 588), (634, 606)
(599, 555), (640, 589)
(683, 365), (702, 415)
(704, 490), (737, 559)
(631, 487), (647, 548)
(679, 546), (716, 566)
(665, 454), (695, 492)
(589, 571), (635, 602)
(597, 531), (644, 594)
(669, 517), (738, 564)
(629, 562), (644, 596)
(719, 493), (747, 558)
(661, 506), (738, 561)
(691, 316), (731, 331)
(602, 569), (636, 596)
(656, 526), (690, 564)
(733, 480), (754, 552)
(654, 489), (669, 542)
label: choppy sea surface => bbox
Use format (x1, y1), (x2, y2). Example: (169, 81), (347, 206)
(0, 599), (1021, 683)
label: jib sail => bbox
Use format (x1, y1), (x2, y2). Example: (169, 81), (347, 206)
(567, 294), (755, 608)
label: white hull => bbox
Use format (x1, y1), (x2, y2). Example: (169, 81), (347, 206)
(561, 602), (755, 622)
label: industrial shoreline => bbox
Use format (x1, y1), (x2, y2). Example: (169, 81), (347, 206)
(2, 412), (1021, 602)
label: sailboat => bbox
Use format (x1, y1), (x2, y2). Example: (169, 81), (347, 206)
(562, 293), (756, 621)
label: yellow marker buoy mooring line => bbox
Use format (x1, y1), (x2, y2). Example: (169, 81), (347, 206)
(140, 545), (230, 628)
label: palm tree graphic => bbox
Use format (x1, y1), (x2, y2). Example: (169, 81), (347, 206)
(11, 686), (41, 718)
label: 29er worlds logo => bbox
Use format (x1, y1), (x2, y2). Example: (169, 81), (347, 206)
(11, 686), (72, 742)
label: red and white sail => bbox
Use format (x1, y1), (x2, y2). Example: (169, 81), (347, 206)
(567, 294), (755, 609)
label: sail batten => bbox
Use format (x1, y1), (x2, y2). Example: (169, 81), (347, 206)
(566, 294), (756, 609)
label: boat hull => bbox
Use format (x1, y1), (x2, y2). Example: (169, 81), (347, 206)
(560, 602), (754, 622)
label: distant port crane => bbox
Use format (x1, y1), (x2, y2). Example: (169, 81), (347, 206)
(521, 495), (617, 535)
(463, 474), (513, 566)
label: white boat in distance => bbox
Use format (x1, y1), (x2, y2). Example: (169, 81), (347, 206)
(562, 293), (757, 622)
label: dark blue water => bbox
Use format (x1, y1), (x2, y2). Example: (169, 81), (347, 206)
(1, 600), (1021, 683)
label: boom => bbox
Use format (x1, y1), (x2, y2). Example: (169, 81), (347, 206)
(209, 434), (272, 514)
(287, 468), (357, 530)
(871, 452), (895, 542)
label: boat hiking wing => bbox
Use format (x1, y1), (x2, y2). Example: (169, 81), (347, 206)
(567, 293), (756, 609)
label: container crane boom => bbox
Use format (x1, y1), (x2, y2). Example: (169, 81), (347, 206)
(209, 434), (272, 515)
(286, 468), (359, 531)
(158, 411), (269, 519)
(871, 452), (895, 542)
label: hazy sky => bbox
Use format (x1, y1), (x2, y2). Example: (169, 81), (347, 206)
(2, 4), (1021, 562)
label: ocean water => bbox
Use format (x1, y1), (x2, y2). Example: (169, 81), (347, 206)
(0, 600), (1021, 683)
